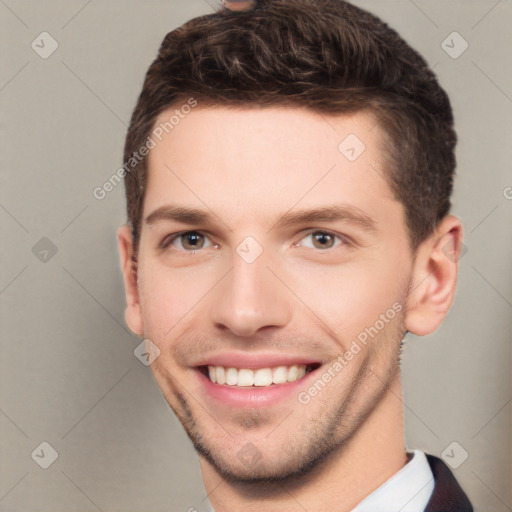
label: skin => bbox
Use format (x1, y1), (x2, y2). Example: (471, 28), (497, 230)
(118, 105), (462, 511)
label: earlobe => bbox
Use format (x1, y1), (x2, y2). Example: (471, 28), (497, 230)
(404, 215), (463, 337)
(117, 225), (144, 337)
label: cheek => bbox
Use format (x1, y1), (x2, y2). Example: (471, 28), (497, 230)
(138, 265), (199, 343)
(287, 256), (407, 341)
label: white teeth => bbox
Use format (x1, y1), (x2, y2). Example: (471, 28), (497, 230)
(272, 366), (288, 384)
(225, 367), (237, 385)
(254, 368), (273, 386)
(287, 365), (298, 381)
(216, 366), (226, 385)
(238, 369), (254, 386)
(205, 364), (309, 387)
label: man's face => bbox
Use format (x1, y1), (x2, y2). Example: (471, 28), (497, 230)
(132, 106), (414, 481)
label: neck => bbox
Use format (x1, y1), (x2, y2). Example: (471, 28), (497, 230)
(200, 374), (407, 512)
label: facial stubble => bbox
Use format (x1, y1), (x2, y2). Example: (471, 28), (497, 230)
(152, 309), (407, 488)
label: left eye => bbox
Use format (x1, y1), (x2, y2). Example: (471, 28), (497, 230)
(299, 231), (342, 250)
(163, 231), (212, 251)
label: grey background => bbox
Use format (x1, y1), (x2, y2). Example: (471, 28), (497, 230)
(1, 0), (511, 510)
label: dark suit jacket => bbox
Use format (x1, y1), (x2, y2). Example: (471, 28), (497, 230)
(425, 454), (473, 511)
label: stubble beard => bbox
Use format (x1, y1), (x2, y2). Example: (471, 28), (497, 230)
(154, 313), (407, 489)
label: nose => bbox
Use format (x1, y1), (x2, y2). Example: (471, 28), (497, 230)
(209, 252), (292, 338)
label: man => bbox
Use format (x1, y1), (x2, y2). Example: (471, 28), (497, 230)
(118, 0), (473, 510)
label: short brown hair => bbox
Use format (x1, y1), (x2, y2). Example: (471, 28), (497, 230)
(123, 0), (456, 253)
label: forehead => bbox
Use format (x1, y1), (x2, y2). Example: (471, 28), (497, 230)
(144, 105), (399, 229)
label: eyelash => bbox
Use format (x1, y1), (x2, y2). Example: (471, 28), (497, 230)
(296, 229), (346, 250)
(159, 230), (349, 252)
(160, 231), (214, 251)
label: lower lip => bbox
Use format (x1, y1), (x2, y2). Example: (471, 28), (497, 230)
(196, 367), (321, 408)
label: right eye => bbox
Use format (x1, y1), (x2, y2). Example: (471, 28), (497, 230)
(161, 231), (213, 252)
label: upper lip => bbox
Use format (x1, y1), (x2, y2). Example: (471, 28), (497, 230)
(194, 352), (321, 369)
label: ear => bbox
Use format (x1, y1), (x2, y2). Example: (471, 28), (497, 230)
(405, 215), (463, 336)
(117, 225), (144, 337)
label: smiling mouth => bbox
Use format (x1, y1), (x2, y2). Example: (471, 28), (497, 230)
(198, 364), (321, 387)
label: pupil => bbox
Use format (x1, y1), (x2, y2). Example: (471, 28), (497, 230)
(314, 232), (332, 248)
(185, 233), (202, 248)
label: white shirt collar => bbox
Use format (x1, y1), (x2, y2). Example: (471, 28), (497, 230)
(205, 450), (434, 512)
(351, 450), (434, 512)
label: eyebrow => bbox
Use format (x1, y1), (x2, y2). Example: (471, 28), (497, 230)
(273, 205), (377, 233)
(145, 206), (210, 226)
(144, 204), (377, 233)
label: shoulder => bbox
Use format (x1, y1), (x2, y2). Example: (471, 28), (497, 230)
(424, 453), (473, 512)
